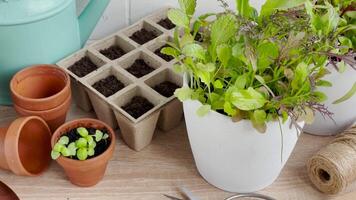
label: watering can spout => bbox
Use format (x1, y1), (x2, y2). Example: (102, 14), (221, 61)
(78, 0), (110, 46)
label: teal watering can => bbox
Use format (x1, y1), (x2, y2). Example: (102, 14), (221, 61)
(0, 0), (110, 105)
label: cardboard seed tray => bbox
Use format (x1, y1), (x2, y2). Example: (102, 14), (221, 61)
(57, 8), (183, 151)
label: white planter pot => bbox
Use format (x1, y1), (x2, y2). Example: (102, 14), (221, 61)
(304, 66), (356, 136)
(183, 100), (304, 192)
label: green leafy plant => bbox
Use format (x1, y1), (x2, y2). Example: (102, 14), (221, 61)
(51, 127), (109, 161)
(163, 0), (355, 133)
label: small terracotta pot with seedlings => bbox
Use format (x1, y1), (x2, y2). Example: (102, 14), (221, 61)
(51, 118), (115, 187)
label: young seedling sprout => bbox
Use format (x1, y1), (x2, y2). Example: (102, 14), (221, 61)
(51, 127), (110, 161)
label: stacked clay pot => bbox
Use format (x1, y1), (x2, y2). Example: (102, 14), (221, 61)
(10, 65), (71, 132)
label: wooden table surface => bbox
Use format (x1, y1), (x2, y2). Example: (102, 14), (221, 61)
(0, 104), (355, 200)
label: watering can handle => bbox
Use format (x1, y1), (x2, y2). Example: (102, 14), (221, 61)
(76, 0), (110, 46)
(76, 0), (91, 16)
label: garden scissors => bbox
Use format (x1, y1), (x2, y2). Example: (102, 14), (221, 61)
(163, 187), (276, 200)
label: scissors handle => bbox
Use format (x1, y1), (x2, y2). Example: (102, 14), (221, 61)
(224, 193), (276, 200)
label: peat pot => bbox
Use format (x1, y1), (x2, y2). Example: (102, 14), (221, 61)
(304, 66), (356, 136)
(183, 100), (304, 192)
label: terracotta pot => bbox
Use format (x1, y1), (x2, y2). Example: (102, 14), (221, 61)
(0, 181), (19, 200)
(14, 94), (71, 132)
(0, 116), (52, 176)
(51, 118), (116, 187)
(10, 64), (70, 111)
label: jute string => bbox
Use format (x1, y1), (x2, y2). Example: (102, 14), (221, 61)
(307, 126), (356, 194)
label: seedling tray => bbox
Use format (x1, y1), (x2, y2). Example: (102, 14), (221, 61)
(57, 8), (183, 151)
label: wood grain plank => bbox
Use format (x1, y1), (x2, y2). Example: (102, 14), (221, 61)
(0, 104), (355, 200)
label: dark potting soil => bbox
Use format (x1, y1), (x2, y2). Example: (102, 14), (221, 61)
(191, 31), (203, 42)
(100, 45), (126, 60)
(130, 29), (158, 45)
(153, 81), (179, 97)
(122, 96), (154, 119)
(154, 45), (174, 62)
(63, 127), (111, 160)
(92, 75), (125, 97)
(157, 18), (175, 30)
(68, 56), (98, 78)
(126, 59), (155, 78)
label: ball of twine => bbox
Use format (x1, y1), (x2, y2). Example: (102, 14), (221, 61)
(307, 126), (356, 194)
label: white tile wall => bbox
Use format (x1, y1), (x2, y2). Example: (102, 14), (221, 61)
(89, 0), (265, 41)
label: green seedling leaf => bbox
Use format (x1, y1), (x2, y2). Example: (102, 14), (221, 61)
(196, 105), (211, 117)
(253, 110), (267, 124)
(88, 140), (96, 148)
(260, 0), (307, 19)
(333, 82), (356, 104)
(211, 14), (237, 48)
(291, 62), (308, 91)
(182, 43), (206, 60)
(167, 9), (190, 29)
(77, 148), (88, 161)
(60, 147), (71, 157)
(236, 0), (258, 19)
(178, 0), (196, 16)
(234, 74), (247, 89)
(86, 135), (94, 143)
(257, 41), (279, 71)
(281, 110), (289, 123)
(175, 87), (193, 101)
(255, 75), (274, 97)
(197, 62), (216, 72)
(224, 102), (237, 116)
(77, 127), (88, 137)
(323, 2), (340, 34)
(180, 34), (195, 47)
(217, 44), (232, 67)
(53, 143), (64, 152)
(337, 61), (347, 73)
(251, 110), (267, 133)
(67, 142), (77, 156)
(213, 80), (224, 89)
(51, 150), (60, 160)
(316, 80), (332, 87)
(95, 130), (104, 142)
(87, 148), (95, 157)
(161, 47), (180, 58)
(76, 138), (87, 148)
(103, 134), (109, 140)
(173, 64), (185, 73)
(58, 136), (69, 145)
(339, 36), (353, 49)
(314, 91), (328, 103)
(231, 87), (267, 111)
